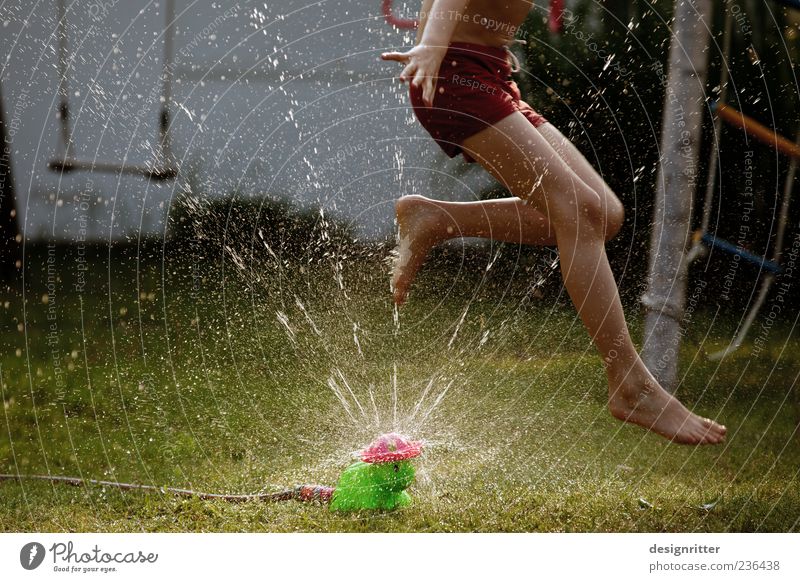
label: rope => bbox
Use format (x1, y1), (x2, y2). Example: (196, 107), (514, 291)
(50, 0), (177, 179)
(706, 126), (800, 360)
(0, 474), (333, 504)
(698, 0), (735, 240)
(503, 39), (528, 74)
(158, 0), (176, 163)
(506, 47), (522, 73)
(55, 0), (71, 154)
(770, 128), (800, 262)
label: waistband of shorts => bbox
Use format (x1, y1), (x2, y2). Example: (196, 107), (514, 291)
(445, 42), (512, 65)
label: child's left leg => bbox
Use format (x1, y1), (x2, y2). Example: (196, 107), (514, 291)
(392, 195), (554, 304)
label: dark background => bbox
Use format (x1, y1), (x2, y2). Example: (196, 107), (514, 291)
(513, 0), (800, 310)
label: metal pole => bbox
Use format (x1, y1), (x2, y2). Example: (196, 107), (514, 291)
(641, 0), (714, 392)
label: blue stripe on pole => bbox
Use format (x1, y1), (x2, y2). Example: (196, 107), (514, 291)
(701, 234), (783, 274)
(772, 0), (800, 10)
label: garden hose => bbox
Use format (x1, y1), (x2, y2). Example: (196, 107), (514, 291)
(0, 474), (333, 504)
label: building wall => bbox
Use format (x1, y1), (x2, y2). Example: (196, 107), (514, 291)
(1, 0), (497, 242)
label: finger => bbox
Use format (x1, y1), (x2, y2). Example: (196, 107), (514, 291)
(381, 51), (409, 63)
(399, 62), (417, 83)
(422, 77), (436, 107)
(414, 73), (434, 107)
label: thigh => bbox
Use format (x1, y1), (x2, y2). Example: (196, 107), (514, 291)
(535, 122), (623, 216)
(460, 112), (601, 225)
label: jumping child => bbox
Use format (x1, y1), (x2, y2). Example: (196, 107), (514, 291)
(381, 0), (726, 445)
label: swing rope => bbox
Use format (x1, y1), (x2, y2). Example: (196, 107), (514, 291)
(49, 0), (178, 181)
(687, 0), (735, 264)
(708, 127), (800, 360)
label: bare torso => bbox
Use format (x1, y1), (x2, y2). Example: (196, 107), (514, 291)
(416, 0), (532, 47)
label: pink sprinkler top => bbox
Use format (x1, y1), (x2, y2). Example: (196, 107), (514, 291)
(360, 432), (423, 464)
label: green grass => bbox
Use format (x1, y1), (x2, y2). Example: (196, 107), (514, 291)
(1, 240), (799, 532)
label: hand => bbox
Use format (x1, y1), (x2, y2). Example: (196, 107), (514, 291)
(381, 44), (447, 107)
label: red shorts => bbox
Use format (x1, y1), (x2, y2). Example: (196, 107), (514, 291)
(409, 42), (548, 163)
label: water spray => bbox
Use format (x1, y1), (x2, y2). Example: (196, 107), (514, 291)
(0, 433), (423, 513)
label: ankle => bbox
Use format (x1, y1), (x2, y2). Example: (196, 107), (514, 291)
(607, 360), (660, 396)
(603, 351), (641, 383)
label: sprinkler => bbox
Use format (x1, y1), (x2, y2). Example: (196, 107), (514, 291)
(330, 432), (423, 512)
(0, 432), (423, 513)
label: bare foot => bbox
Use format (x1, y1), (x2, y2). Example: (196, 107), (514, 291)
(608, 375), (727, 445)
(390, 195), (449, 305)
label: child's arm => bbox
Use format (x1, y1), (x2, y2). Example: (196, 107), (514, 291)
(381, 0), (470, 107)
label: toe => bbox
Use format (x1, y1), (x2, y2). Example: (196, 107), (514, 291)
(703, 427), (725, 445)
(707, 419), (726, 437)
(701, 417), (726, 435)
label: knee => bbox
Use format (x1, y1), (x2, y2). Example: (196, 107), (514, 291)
(555, 189), (623, 241)
(514, 172), (623, 240)
(576, 189), (612, 239)
(579, 189), (625, 242)
(603, 195), (625, 241)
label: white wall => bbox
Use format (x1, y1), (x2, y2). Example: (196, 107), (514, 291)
(1, 0), (497, 241)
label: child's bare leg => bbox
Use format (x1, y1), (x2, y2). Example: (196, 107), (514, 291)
(453, 113), (726, 445)
(392, 196), (555, 304)
(392, 124), (625, 306)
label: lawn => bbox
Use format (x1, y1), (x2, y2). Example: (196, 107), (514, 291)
(1, 233), (799, 532)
